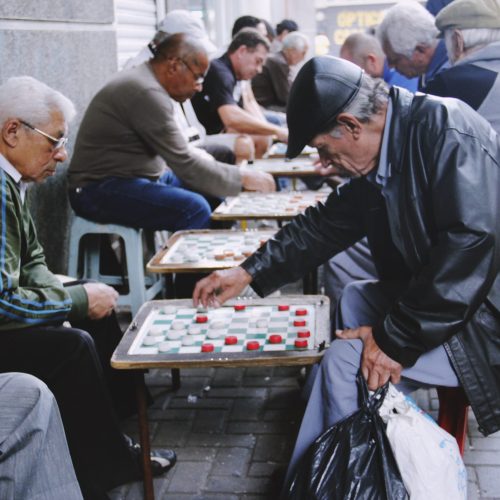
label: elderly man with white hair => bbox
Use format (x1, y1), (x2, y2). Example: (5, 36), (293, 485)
(426, 0), (500, 133)
(378, 0), (449, 89)
(252, 31), (310, 113)
(0, 76), (175, 499)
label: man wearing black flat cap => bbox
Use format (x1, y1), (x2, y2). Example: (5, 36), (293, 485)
(193, 55), (500, 483)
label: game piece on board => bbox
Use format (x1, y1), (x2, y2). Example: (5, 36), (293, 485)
(143, 336), (160, 346)
(182, 336), (195, 346)
(225, 335), (238, 345)
(210, 320), (225, 330)
(201, 343), (214, 353)
(294, 339), (308, 349)
(149, 326), (165, 336)
(234, 304), (246, 311)
(214, 253), (225, 261)
(256, 318), (267, 328)
(246, 340), (260, 350)
(171, 320), (185, 330)
(188, 325), (201, 335)
(293, 320), (307, 327)
(166, 331), (183, 340)
(268, 334), (283, 344)
(297, 330), (311, 338)
(278, 304), (290, 311)
(295, 308), (308, 316)
(196, 315), (208, 324)
(162, 305), (177, 315)
(207, 330), (223, 339)
(158, 341), (173, 353)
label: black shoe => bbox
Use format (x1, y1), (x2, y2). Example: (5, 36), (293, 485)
(124, 435), (177, 477)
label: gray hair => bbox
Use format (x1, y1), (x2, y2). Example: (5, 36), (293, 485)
(377, 1), (439, 58)
(153, 32), (207, 64)
(282, 31), (309, 52)
(0, 76), (76, 128)
(444, 27), (500, 62)
(328, 73), (389, 136)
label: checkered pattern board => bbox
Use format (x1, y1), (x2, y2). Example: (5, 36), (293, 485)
(128, 303), (317, 356)
(211, 191), (329, 220)
(250, 158), (317, 176)
(154, 230), (276, 269)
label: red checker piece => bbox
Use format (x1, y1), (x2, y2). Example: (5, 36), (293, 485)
(234, 304), (246, 311)
(196, 315), (208, 323)
(297, 330), (311, 338)
(201, 343), (214, 353)
(246, 340), (260, 350)
(293, 320), (307, 327)
(268, 334), (283, 344)
(294, 339), (308, 349)
(278, 305), (290, 311)
(295, 308), (308, 316)
(225, 335), (238, 345)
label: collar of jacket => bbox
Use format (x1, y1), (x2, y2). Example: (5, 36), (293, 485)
(387, 86), (414, 175)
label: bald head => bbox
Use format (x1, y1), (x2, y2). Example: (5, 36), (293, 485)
(153, 32), (208, 68)
(340, 32), (385, 78)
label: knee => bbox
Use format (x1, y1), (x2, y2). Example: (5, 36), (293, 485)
(234, 135), (255, 163)
(253, 136), (271, 159)
(321, 340), (362, 382)
(184, 194), (212, 229)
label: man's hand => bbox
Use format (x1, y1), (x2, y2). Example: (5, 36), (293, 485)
(83, 282), (119, 320)
(240, 168), (276, 192)
(193, 267), (252, 308)
(336, 326), (403, 390)
(274, 127), (288, 143)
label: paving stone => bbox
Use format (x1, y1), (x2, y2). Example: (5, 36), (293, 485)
(185, 433), (256, 448)
(229, 398), (265, 421)
(468, 481), (481, 500)
(227, 421), (295, 435)
(153, 421), (192, 447)
(192, 409), (227, 434)
(476, 466), (500, 497)
(263, 408), (303, 423)
(213, 367), (244, 386)
(203, 387), (268, 399)
(211, 447), (252, 476)
(253, 434), (294, 462)
(175, 446), (218, 461)
(469, 436), (500, 451)
(147, 408), (195, 421)
(242, 376), (298, 388)
(244, 366), (274, 377)
(204, 475), (271, 495)
(467, 465), (478, 482)
(169, 396), (234, 410)
(266, 387), (301, 409)
(248, 462), (281, 477)
(166, 461), (211, 494)
(463, 450), (500, 466)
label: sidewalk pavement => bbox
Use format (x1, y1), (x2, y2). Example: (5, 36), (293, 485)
(109, 361), (500, 499)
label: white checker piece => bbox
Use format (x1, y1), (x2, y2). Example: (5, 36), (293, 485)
(128, 304), (316, 355)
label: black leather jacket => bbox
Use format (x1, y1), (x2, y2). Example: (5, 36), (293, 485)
(242, 87), (500, 435)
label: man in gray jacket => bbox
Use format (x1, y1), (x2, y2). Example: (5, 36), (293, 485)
(193, 56), (500, 484)
(68, 33), (274, 234)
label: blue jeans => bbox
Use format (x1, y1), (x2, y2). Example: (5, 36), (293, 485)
(69, 171), (213, 231)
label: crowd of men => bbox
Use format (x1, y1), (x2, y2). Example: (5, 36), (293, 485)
(2, 0), (500, 498)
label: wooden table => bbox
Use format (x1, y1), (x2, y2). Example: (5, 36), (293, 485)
(111, 296), (330, 500)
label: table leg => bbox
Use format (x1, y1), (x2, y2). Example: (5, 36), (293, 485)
(171, 368), (181, 391)
(135, 372), (154, 500)
(165, 273), (175, 299)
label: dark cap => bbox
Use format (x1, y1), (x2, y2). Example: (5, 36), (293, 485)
(286, 56), (363, 159)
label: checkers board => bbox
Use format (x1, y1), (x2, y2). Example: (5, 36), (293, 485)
(267, 142), (316, 158)
(211, 190), (329, 221)
(111, 296), (330, 369)
(147, 229), (276, 273)
(250, 158), (317, 177)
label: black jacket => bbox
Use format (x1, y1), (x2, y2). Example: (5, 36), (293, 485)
(242, 87), (500, 435)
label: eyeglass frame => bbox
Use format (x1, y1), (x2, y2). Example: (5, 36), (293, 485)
(179, 58), (205, 85)
(19, 120), (68, 150)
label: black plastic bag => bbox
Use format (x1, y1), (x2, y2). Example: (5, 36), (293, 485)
(287, 373), (408, 500)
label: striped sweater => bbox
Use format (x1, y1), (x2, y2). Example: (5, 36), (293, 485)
(0, 169), (87, 329)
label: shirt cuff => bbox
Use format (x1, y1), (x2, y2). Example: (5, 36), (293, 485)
(66, 284), (88, 323)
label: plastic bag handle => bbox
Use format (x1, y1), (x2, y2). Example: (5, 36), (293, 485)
(357, 371), (389, 414)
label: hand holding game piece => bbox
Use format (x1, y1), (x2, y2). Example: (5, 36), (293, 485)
(240, 166), (276, 193)
(83, 282), (119, 320)
(193, 267), (252, 308)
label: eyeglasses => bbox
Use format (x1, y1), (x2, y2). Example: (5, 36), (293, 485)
(20, 120), (68, 150)
(180, 59), (205, 85)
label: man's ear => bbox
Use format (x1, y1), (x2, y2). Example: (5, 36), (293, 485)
(2, 119), (21, 148)
(336, 113), (361, 138)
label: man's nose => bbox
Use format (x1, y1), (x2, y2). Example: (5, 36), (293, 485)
(53, 146), (68, 162)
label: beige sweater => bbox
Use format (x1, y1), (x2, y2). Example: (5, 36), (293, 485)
(68, 63), (241, 197)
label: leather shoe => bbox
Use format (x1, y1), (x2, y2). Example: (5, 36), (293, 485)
(124, 435), (177, 477)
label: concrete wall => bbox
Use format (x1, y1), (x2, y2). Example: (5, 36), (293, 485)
(0, 1), (118, 273)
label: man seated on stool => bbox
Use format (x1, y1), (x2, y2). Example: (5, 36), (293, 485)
(191, 28), (288, 159)
(0, 76), (175, 499)
(192, 56), (500, 490)
(68, 33), (275, 236)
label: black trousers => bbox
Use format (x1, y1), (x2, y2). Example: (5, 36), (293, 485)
(0, 313), (141, 499)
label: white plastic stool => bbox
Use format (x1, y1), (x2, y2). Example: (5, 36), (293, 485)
(67, 215), (163, 316)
